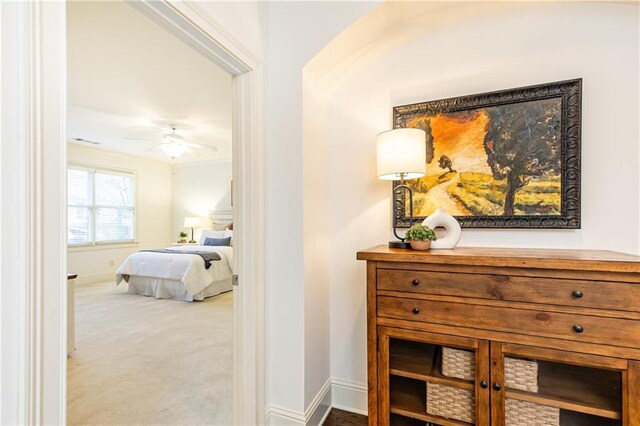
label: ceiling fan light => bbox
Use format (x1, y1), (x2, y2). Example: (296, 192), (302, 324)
(163, 134), (184, 144)
(161, 143), (186, 159)
(163, 127), (184, 144)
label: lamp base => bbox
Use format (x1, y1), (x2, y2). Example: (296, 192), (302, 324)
(188, 240), (196, 244)
(388, 240), (411, 249)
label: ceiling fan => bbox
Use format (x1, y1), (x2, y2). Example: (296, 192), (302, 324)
(124, 126), (217, 159)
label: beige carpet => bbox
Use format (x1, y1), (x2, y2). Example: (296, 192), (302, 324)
(67, 282), (233, 425)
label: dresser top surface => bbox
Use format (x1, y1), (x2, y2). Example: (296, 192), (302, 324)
(357, 245), (640, 273)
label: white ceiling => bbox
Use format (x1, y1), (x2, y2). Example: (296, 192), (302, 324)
(67, 1), (232, 164)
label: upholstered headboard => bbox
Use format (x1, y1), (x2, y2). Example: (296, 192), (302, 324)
(208, 210), (233, 230)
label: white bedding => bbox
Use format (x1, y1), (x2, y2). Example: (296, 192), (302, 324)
(125, 276), (232, 301)
(116, 245), (233, 297)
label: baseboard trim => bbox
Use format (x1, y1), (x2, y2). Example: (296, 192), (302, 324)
(330, 378), (368, 416)
(265, 378), (333, 425)
(265, 405), (306, 425)
(264, 378), (367, 425)
(73, 271), (114, 287)
(305, 379), (332, 425)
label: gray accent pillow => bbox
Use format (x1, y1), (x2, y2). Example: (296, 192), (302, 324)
(203, 236), (232, 246)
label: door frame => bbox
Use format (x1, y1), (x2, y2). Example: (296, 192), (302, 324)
(0, 1), (265, 424)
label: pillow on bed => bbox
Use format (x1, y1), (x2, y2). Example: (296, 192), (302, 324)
(199, 230), (227, 245)
(203, 237), (232, 246)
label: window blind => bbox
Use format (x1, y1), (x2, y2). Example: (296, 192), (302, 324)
(68, 169), (93, 244)
(67, 167), (136, 245)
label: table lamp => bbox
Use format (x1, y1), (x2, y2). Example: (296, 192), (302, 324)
(183, 217), (202, 243)
(376, 128), (426, 248)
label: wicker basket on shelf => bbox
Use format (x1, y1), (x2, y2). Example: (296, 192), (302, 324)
(426, 384), (559, 426)
(426, 382), (475, 424)
(504, 356), (539, 393)
(441, 347), (539, 392)
(441, 347), (475, 380)
(505, 399), (559, 426)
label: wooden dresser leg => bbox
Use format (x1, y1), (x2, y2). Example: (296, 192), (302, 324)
(377, 329), (390, 426)
(627, 361), (640, 426)
(367, 261), (378, 426)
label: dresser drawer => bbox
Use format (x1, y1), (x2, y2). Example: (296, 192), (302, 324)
(377, 269), (640, 312)
(377, 296), (640, 348)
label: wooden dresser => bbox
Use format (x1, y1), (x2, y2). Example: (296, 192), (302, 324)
(357, 246), (640, 426)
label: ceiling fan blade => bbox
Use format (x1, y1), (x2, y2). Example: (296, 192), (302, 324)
(70, 138), (102, 146)
(145, 143), (165, 152)
(124, 137), (158, 141)
(184, 141), (218, 151)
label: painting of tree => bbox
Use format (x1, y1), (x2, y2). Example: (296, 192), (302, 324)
(392, 78), (581, 229)
(402, 100), (563, 219)
(438, 155), (455, 173)
(483, 99), (561, 215)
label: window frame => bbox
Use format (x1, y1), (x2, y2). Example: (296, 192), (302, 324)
(67, 164), (138, 248)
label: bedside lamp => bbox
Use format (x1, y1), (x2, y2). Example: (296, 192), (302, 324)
(183, 217), (202, 243)
(376, 128), (426, 248)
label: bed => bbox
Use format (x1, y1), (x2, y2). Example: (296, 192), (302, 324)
(115, 232), (233, 301)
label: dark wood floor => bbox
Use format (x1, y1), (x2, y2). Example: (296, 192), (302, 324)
(323, 408), (367, 425)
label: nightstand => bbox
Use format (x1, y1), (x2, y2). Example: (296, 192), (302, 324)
(171, 242), (198, 246)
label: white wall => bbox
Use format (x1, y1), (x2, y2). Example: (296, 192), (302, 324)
(195, 1), (265, 62)
(67, 145), (172, 285)
(303, 1), (640, 413)
(264, 2), (379, 419)
(171, 160), (232, 241)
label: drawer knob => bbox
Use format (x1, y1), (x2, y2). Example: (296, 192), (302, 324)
(572, 290), (584, 299)
(412, 307), (420, 315)
(480, 380), (488, 389)
(412, 279), (420, 286)
(573, 324), (584, 333)
(493, 383), (501, 391)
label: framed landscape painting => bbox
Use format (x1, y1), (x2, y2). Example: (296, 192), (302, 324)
(393, 79), (582, 229)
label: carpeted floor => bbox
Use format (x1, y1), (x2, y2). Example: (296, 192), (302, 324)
(67, 282), (233, 425)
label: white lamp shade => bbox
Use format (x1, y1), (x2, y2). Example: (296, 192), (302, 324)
(376, 128), (427, 180)
(183, 216), (202, 228)
(161, 143), (186, 159)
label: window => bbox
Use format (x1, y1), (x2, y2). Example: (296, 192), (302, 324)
(68, 166), (136, 245)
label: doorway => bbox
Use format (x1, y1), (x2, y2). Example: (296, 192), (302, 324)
(0, 1), (263, 424)
(66, 3), (236, 423)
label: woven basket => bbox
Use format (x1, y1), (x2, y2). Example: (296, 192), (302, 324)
(441, 347), (476, 381)
(505, 399), (559, 426)
(442, 347), (539, 393)
(426, 383), (475, 424)
(505, 357), (539, 393)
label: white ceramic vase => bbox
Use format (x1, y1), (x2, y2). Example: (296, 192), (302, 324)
(422, 208), (461, 249)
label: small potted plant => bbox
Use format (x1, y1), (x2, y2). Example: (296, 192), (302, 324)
(178, 231), (188, 244)
(404, 223), (437, 250)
